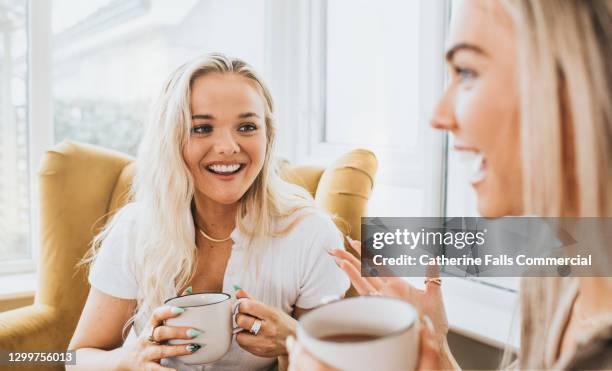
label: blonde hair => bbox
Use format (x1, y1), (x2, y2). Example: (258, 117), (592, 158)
(509, 0), (612, 217)
(498, 1), (612, 368)
(88, 54), (316, 337)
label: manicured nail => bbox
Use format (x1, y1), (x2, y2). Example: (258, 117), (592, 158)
(186, 343), (202, 353)
(232, 284), (242, 292)
(171, 306), (185, 314)
(286, 335), (295, 351)
(186, 329), (202, 338)
(182, 286), (193, 295)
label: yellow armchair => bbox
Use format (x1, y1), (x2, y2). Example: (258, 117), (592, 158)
(0, 141), (377, 369)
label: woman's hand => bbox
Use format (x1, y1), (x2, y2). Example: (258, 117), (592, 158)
(285, 336), (338, 371)
(285, 317), (448, 371)
(234, 288), (297, 358)
(115, 305), (200, 371)
(331, 238), (449, 344)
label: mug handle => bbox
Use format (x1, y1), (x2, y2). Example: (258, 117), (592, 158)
(231, 298), (247, 334)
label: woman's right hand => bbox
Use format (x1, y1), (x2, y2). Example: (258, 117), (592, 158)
(331, 238), (449, 345)
(115, 305), (201, 371)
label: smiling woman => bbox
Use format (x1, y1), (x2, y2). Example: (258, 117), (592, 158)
(66, 54), (350, 371)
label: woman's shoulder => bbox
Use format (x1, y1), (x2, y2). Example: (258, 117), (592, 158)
(283, 209), (340, 238)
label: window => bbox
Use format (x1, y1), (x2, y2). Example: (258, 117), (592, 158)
(0, 0), (30, 271)
(51, 0), (267, 155)
(300, 0), (449, 217)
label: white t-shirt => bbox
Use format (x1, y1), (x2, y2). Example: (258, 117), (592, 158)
(88, 203), (350, 371)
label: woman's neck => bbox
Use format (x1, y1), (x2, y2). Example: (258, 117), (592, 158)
(192, 196), (238, 239)
(577, 277), (612, 319)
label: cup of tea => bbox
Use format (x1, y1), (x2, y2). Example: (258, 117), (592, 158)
(163, 292), (242, 365)
(297, 296), (420, 371)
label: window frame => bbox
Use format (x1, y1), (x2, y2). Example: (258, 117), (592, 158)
(0, 0), (52, 277)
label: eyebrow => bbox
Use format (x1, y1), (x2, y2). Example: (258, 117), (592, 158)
(445, 43), (487, 62)
(191, 112), (261, 120)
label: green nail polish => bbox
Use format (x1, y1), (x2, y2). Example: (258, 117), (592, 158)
(232, 284), (242, 291)
(171, 306), (185, 314)
(183, 286), (193, 295)
(186, 329), (202, 338)
(186, 343), (202, 353)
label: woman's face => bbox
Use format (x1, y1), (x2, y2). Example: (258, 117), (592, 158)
(431, 0), (523, 217)
(183, 72), (267, 206)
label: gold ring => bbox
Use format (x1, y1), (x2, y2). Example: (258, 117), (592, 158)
(148, 326), (159, 344)
(424, 278), (442, 286)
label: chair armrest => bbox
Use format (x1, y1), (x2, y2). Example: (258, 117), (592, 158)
(0, 304), (62, 350)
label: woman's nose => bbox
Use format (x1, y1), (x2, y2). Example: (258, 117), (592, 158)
(430, 89), (458, 131)
(213, 130), (240, 155)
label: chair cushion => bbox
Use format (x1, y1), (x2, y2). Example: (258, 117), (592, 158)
(314, 149), (377, 239)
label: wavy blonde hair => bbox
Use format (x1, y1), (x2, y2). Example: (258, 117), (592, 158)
(88, 54), (316, 336)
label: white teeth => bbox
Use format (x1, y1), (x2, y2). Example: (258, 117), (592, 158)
(207, 164), (241, 174)
(470, 153), (486, 184)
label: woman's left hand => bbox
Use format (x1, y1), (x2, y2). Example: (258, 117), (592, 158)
(234, 288), (297, 358)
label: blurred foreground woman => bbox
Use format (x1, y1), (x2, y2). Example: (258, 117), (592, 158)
(288, 0), (612, 369)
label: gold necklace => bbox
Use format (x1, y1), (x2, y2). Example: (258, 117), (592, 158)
(197, 226), (232, 243)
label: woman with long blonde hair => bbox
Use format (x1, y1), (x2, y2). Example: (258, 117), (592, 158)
(68, 54), (350, 371)
(288, 0), (612, 369)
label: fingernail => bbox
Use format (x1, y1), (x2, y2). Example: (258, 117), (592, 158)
(186, 343), (202, 353)
(171, 306), (185, 314)
(182, 286), (193, 295)
(186, 329), (202, 338)
(286, 335), (295, 351)
(423, 315), (434, 332)
(232, 284), (242, 292)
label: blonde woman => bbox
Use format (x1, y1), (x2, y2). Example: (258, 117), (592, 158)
(67, 54), (350, 371)
(288, 0), (612, 370)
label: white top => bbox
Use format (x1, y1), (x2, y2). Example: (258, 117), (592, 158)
(89, 203), (350, 371)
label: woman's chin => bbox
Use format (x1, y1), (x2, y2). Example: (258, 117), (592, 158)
(476, 189), (512, 218)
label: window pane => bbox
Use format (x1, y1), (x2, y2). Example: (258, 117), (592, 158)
(324, 0), (421, 149)
(0, 0), (30, 262)
(52, 0), (266, 156)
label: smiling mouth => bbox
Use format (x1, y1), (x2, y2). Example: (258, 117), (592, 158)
(454, 147), (487, 185)
(206, 163), (245, 175)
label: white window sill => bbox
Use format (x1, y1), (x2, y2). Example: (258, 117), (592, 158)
(0, 272), (37, 299)
(404, 277), (520, 351)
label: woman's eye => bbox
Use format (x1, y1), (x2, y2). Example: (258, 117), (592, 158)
(191, 124), (212, 134)
(238, 123), (257, 132)
(454, 67), (477, 82)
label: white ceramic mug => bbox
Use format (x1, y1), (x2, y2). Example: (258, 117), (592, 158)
(297, 296), (420, 371)
(164, 292), (242, 365)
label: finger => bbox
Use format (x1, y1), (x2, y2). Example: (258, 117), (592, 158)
(234, 286), (252, 300)
(153, 325), (203, 342)
(145, 343), (200, 362)
(336, 259), (376, 295)
(149, 306), (185, 328)
(235, 331), (261, 349)
(181, 286), (193, 296)
(330, 248), (361, 267)
(146, 364), (176, 371)
(345, 236), (362, 256)
(238, 298), (277, 320)
(235, 313), (259, 333)
(287, 338), (337, 371)
(332, 249), (387, 290)
(417, 317), (442, 370)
